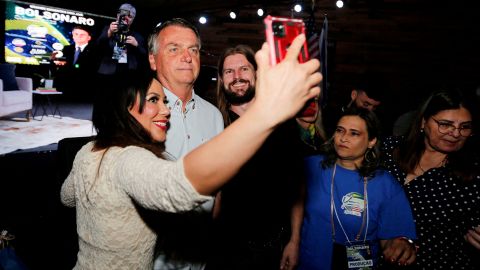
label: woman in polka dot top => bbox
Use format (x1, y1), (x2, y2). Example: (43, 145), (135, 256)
(382, 88), (480, 269)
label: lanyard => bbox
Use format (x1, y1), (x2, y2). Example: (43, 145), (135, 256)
(330, 164), (369, 244)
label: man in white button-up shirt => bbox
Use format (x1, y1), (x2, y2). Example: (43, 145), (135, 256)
(148, 18), (223, 270)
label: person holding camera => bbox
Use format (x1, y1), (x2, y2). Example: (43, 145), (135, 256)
(96, 3), (147, 75)
(93, 3), (148, 129)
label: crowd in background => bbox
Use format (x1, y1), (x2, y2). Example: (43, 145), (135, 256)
(53, 2), (480, 270)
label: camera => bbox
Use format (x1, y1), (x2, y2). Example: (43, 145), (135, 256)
(112, 9), (130, 60)
(117, 9), (130, 34)
(272, 21), (286, 38)
(113, 9), (130, 53)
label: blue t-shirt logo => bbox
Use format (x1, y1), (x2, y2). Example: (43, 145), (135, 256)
(341, 192), (365, 217)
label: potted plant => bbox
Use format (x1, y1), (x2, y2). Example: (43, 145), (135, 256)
(33, 70), (54, 89)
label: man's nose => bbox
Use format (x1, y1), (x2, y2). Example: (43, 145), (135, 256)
(181, 49), (192, 63)
(233, 70), (241, 79)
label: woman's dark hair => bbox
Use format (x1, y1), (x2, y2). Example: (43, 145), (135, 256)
(394, 88), (478, 181)
(92, 71), (165, 158)
(320, 106), (382, 178)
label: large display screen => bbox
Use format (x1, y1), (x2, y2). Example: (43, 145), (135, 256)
(4, 1), (113, 65)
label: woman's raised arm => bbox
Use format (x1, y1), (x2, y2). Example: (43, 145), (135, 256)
(184, 34), (322, 195)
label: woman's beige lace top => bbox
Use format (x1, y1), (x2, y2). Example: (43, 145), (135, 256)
(61, 142), (211, 270)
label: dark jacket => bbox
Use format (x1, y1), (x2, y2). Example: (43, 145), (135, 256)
(54, 43), (97, 97)
(96, 25), (148, 75)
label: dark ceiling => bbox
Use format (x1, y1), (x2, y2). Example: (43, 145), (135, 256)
(5, 0), (480, 130)
(28, 0), (479, 70)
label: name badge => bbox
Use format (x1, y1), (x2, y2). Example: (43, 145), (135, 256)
(346, 241), (373, 269)
(118, 48), (128, 63)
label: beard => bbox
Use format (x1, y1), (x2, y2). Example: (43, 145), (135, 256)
(224, 79), (255, 105)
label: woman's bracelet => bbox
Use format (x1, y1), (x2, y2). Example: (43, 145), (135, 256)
(398, 237), (419, 251)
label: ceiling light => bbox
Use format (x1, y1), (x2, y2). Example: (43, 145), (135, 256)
(336, 0), (344, 8)
(257, 8), (264, 17)
(294, 4), (302, 13)
(229, 11), (237, 19)
(199, 16), (207, 24)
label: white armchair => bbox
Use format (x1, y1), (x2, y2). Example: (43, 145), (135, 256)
(0, 77), (33, 120)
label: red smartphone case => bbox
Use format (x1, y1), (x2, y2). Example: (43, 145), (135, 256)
(264, 15), (309, 66)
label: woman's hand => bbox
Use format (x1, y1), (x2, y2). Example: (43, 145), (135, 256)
(184, 34), (322, 195)
(381, 238), (416, 266)
(464, 225), (480, 250)
(250, 34), (322, 128)
(280, 240), (299, 270)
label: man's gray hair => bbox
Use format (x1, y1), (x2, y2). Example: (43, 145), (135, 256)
(118, 3), (136, 18)
(148, 18), (201, 55)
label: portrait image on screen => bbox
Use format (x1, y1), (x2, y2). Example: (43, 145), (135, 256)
(4, 1), (112, 65)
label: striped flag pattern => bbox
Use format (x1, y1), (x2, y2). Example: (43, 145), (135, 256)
(306, 12), (328, 107)
(306, 13), (320, 59)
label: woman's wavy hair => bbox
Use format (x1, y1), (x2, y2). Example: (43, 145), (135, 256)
(92, 71), (165, 158)
(216, 44), (257, 126)
(320, 106), (382, 178)
(393, 88), (478, 182)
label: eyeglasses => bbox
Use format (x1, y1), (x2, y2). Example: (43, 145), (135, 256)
(431, 118), (473, 137)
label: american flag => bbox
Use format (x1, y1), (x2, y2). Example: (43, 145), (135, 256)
(306, 12), (328, 107)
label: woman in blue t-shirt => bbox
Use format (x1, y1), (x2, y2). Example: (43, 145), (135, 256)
(298, 107), (417, 270)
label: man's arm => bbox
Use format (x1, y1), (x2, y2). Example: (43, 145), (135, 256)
(97, 24), (116, 50)
(127, 32), (147, 56)
(280, 178), (305, 270)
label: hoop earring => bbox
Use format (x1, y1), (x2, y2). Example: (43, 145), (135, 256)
(364, 147), (376, 163)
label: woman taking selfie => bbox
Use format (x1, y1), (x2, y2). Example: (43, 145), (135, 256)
(382, 88), (480, 269)
(298, 107), (417, 270)
(60, 35), (322, 269)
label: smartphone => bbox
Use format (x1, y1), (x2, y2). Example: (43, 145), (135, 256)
(264, 15), (309, 66)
